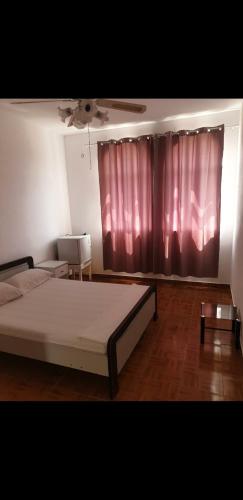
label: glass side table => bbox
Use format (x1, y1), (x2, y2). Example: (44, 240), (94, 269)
(200, 303), (241, 349)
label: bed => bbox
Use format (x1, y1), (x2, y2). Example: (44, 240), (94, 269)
(0, 256), (157, 398)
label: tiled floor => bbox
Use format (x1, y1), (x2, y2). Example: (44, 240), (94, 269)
(0, 278), (243, 401)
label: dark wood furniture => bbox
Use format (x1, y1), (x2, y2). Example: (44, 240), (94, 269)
(200, 302), (241, 349)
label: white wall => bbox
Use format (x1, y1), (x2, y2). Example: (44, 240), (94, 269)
(231, 103), (243, 350)
(64, 109), (240, 284)
(0, 109), (72, 266)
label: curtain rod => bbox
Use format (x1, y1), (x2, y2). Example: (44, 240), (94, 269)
(84, 124), (238, 147)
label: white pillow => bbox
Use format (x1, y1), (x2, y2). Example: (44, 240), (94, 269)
(0, 282), (23, 306)
(6, 268), (52, 294)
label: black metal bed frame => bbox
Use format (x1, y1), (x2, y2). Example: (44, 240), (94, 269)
(107, 284), (157, 398)
(0, 256), (157, 399)
(0, 256), (34, 273)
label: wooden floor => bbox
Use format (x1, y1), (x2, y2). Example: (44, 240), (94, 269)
(0, 276), (243, 401)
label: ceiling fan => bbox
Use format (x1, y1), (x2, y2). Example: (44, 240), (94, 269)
(11, 99), (147, 129)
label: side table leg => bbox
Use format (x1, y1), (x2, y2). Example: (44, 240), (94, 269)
(200, 315), (205, 344)
(235, 319), (241, 350)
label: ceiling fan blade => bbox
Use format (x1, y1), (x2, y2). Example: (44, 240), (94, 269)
(67, 114), (75, 127)
(11, 99), (76, 104)
(96, 99), (146, 114)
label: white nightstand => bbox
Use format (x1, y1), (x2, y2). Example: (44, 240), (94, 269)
(35, 260), (69, 279)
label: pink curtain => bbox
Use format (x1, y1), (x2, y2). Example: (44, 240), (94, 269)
(98, 126), (224, 277)
(98, 137), (153, 272)
(153, 126), (224, 277)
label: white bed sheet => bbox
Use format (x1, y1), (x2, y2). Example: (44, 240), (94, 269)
(0, 279), (149, 354)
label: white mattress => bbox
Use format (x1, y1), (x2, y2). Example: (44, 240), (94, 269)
(0, 279), (149, 354)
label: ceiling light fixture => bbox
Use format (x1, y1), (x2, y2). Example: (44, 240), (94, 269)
(58, 99), (109, 129)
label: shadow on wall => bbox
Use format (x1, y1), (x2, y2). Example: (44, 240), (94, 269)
(103, 230), (220, 278)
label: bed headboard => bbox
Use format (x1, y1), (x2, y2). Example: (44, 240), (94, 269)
(0, 256), (34, 282)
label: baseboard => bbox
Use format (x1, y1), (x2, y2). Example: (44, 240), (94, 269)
(92, 273), (230, 289)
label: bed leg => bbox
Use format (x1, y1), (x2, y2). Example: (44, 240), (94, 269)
(109, 374), (119, 400)
(107, 337), (119, 399)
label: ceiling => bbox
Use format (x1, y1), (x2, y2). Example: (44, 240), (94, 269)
(0, 98), (242, 134)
